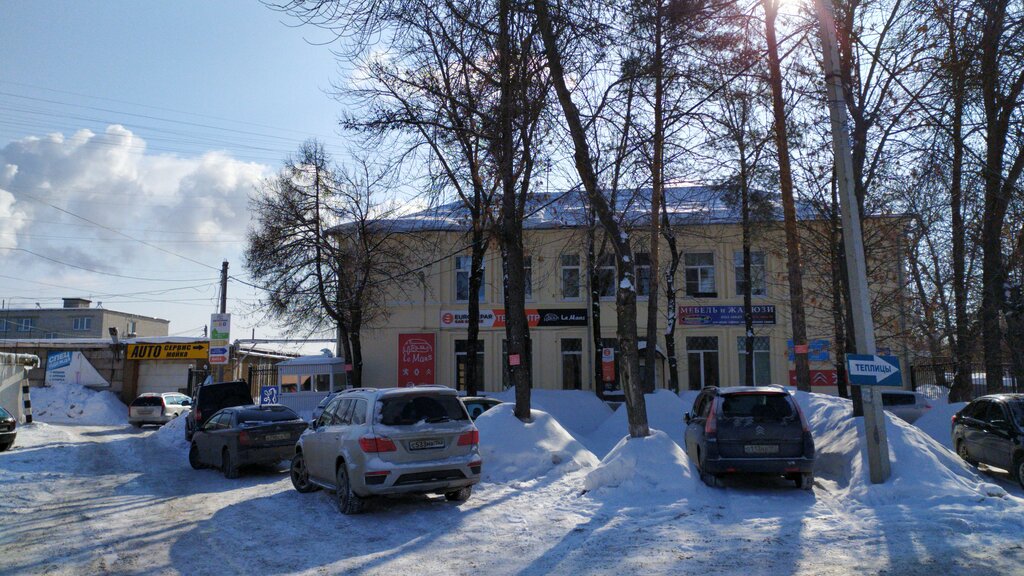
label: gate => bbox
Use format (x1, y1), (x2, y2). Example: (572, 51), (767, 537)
(910, 362), (1021, 400)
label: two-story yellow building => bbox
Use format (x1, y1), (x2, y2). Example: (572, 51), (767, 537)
(343, 186), (911, 397)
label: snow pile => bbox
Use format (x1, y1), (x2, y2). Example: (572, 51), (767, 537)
(491, 389), (612, 438)
(797, 392), (1007, 505)
(149, 413), (190, 451)
(913, 402), (965, 450)
(475, 404), (599, 484)
(30, 382), (128, 426)
(586, 390), (688, 458)
(583, 429), (701, 495)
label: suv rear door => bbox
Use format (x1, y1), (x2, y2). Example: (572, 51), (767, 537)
(715, 392), (804, 458)
(371, 393), (474, 464)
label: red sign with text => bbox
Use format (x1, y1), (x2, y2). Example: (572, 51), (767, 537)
(789, 370), (838, 387)
(601, 347), (616, 382)
(398, 333), (435, 387)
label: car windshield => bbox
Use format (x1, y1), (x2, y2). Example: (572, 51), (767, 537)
(721, 393), (795, 421)
(237, 407), (300, 424)
(317, 394), (336, 409)
(380, 394), (469, 425)
(0, 405), (11, 419)
(1009, 400), (1024, 428)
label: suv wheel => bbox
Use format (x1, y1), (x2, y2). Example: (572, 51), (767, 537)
(1013, 455), (1024, 490)
(797, 473), (814, 491)
(188, 443), (203, 470)
(290, 453), (318, 493)
(444, 486), (472, 502)
(222, 447), (239, 479)
(336, 464), (365, 515)
(0, 442), (11, 452)
(956, 440), (977, 466)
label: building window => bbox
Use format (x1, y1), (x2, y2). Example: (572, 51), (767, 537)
(455, 255), (484, 303)
(14, 318), (34, 333)
(504, 256), (533, 302)
(734, 251), (766, 297)
(636, 252), (651, 297)
(737, 336), (771, 385)
(686, 336), (719, 389)
(561, 338), (583, 390)
(455, 339), (485, 391)
(502, 339), (533, 389)
(43, 332), (58, 339)
(684, 253), (716, 297)
(561, 254), (581, 300)
(127, 320), (137, 335)
(73, 317), (92, 331)
(596, 253), (616, 299)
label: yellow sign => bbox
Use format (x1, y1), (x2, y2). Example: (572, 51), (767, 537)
(127, 342), (209, 361)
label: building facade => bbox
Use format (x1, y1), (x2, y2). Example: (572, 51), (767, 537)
(0, 297), (169, 340)
(342, 187), (911, 397)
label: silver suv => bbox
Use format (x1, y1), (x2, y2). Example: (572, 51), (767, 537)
(290, 386), (482, 514)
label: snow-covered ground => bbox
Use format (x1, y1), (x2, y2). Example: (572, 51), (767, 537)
(1, 384), (1023, 575)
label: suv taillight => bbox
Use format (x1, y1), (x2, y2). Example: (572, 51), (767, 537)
(239, 431), (251, 446)
(160, 397), (167, 416)
(458, 430), (479, 446)
(705, 400), (718, 436)
(359, 436), (397, 453)
(195, 408), (202, 423)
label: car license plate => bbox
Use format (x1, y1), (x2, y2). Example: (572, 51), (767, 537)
(408, 439), (445, 451)
(744, 444), (779, 455)
(138, 409), (154, 415)
(265, 432), (290, 441)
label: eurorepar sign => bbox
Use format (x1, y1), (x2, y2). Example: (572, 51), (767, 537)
(127, 343), (209, 361)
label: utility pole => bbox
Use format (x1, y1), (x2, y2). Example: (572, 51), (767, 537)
(812, 0), (891, 483)
(216, 260), (228, 382)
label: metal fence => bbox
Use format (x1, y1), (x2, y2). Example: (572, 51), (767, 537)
(910, 363), (1022, 399)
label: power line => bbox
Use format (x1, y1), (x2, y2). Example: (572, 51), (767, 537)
(0, 247), (212, 282)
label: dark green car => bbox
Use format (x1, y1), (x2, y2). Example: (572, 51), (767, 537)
(0, 405), (17, 451)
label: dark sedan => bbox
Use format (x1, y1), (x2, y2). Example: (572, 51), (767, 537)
(461, 397), (503, 421)
(189, 405), (307, 478)
(0, 405), (16, 451)
(684, 385), (815, 489)
(952, 394), (1024, 489)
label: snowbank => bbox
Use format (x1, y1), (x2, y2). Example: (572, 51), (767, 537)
(796, 392), (1007, 506)
(490, 389), (612, 438)
(30, 382), (128, 426)
(585, 390), (688, 458)
(475, 404), (599, 484)
(583, 429), (702, 495)
(913, 402), (965, 450)
(149, 413), (190, 451)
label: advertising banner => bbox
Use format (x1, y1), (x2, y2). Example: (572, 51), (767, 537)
(787, 339), (831, 362)
(440, 308), (588, 329)
(209, 313), (231, 365)
(45, 351), (110, 388)
(127, 342), (208, 361)
(601, 347), (616, 382)
(678, 305), (776, 326)
(788, 370), (838, 387)
(398, 333), (435, 387)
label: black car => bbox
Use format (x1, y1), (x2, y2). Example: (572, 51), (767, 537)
(0, 405), (16, 451)
(189, 404), (308, 478)
(461, 397), (503, 421)
(952, 394), (1024, 489)
(185, 380), (253, 441)
(684, 386), (815, 489)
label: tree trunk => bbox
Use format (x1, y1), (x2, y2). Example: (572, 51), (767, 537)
(739, 138), (755, 387)
(644, 0), (665, 395)
(588, 225), (605, 398)
(534, 0), (649, 437)
(465, 230), (486, 396)
(763, 0), (810, 392)
(948, 56), (971, 402)
(660, 193), (681, 392)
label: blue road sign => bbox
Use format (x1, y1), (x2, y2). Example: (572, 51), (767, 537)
(210, 347), (229, 356)
(260, 385), (279, 405)
(846, 354), (902, 386)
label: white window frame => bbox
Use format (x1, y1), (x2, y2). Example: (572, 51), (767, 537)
(733, 251), (767, 297)
(560, 338), (583, 390)
(561, 254), (582, 300)
(737, 336), (772, 385)
(15, 318), (34, 333)
(596, 253), (616, 300)
(684, 252), (717, 297)
(73, 317), (92, 331)
(636, 252), (652, 298)
(455, 255), (485, 303)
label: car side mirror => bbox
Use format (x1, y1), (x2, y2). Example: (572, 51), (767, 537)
(684, 412), (692, 424)
(182, 399), (191, 406)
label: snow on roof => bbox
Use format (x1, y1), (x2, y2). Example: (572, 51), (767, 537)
(275, 354), (348, 366)
(328, 185), (884, 234)
(0, 336), (207, 347)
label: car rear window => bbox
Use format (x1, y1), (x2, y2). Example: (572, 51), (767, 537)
(380, 394), (469, 425)
(882, 393), (917, 406)
(131, 396), (164, 407)
(0, 406), (11, 419)
(721, 393), (795, 420)
(236, 406), (300, 424)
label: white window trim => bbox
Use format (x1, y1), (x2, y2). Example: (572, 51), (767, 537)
(596, 254), (616, 301)
(733, 251), (767, 297)
(455, 255), (485, 304)
(561, 254), (582, 301)
(684, 252), (717, 297)
(636, 252), (652, 300)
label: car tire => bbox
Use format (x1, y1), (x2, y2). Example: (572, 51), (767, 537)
(185, 421), (194, 443)
(336, 464), (365, 515)
(956, 440), (977, 466)
(1012, 455), (1023, 490)
(798, 473), (814, 491)
(697, 450), (723, 488)
(445, 486), (472, 502)
(0, 441), (11, 452)
(222, 447), (239, 479)
(131, 422), (142, 428)
(188, 443), (203, 470)
(290, 453), (318, 493)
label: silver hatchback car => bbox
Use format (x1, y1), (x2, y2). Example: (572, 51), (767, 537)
(290, 386), (482, 514)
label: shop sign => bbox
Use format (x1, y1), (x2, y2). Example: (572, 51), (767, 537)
(601, 347), (616, 382)
(678, 305), (776, 326)
(788, 370), (838, 387)
(127, 342), (208, 360)
(787, 339), (830, 362)
(398, 333), (435, 387)
(440, 308), (588, 329)
(210, 313), (231, 365)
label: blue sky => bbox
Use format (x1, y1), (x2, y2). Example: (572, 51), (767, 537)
(0, 1), (351, 348)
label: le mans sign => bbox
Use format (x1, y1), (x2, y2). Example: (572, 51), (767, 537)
(126, 342), (209, 361)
